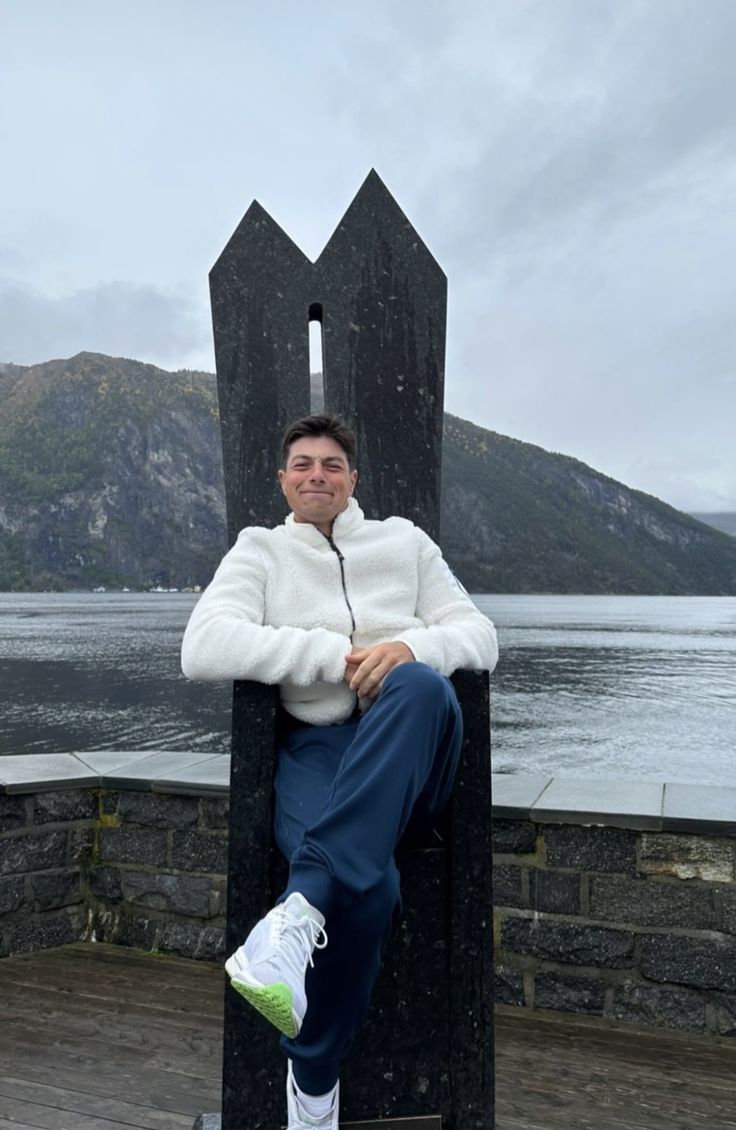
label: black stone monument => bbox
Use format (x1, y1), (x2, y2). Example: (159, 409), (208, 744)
(197, 170), (494, 1130)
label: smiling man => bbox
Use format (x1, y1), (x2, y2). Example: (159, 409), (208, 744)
(181, 414), (498, 1130)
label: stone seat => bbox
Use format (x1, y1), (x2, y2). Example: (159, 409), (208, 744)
(221, 671), (492, 1128)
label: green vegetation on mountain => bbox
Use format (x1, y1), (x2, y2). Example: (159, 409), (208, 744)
(0, 354), (225, 590)
(442, 417), (736, 593)
(1, 353), (735, 594)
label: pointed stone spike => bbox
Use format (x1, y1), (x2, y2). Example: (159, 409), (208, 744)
(209, 201), (312, 537)
(210, 199), (310, 280)
(315, 170), (446, 539)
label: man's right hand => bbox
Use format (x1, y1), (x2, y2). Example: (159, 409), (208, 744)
(344, 641), (414, 699)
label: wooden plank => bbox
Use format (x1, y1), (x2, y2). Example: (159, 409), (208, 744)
(0, 1022), (221, 1080)
(0, 1077), (195, 1129)
(494, 1011), (736, 1130)
(48, 944), (225, 985)
(0, 1095), (190, 1130)
(0, 967), (223, 1021)
(3, 945), (736, 1130)
(0, 978), (222, 1034)
(0, 949), (224, 998)
(0, 1053), (220, 1113)
(0, 1119), (47, 1130)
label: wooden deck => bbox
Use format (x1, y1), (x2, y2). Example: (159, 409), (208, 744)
(0, 944), (734, 1129)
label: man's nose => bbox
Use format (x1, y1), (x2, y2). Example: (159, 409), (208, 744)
(309, 461), (327, 480)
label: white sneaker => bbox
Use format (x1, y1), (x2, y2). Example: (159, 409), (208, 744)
(286, 1060), (339, 1130)
(224, 892), (327, 1038)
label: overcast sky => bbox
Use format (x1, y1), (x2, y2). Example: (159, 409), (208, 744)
(2, 0), (735, 512)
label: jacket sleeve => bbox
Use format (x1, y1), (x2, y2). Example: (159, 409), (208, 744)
(181, 531), (350, 685)
(393, 528), (498, 675)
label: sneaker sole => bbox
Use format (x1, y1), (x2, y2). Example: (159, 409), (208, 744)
(229, 976), (300, 1038)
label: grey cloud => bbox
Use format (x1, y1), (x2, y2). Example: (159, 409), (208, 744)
(0, 281), (210, 369)
(326, 0), (736, 269)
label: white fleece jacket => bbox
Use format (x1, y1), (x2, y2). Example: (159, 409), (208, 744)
(181, 498), (498, 725)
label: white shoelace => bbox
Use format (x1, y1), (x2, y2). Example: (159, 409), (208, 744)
(269, 906), (328, 979)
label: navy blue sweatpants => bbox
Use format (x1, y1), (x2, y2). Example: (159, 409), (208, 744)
(273, 662), (463, 1094)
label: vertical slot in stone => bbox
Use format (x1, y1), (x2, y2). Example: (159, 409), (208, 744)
(309, 302), (324, 413)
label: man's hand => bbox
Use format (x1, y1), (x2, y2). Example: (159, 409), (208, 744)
(344, 641), (414, 699)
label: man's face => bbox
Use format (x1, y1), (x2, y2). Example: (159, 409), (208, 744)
(278, 435), (357, 534)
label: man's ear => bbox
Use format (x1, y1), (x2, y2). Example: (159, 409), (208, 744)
(277, 468), (287, 494)
(349, 469), (358, 494)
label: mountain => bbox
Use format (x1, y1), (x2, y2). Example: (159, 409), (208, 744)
(0, 354), (226, 591)
(1, 352), (735, 594)
(689, 512), (736, 537)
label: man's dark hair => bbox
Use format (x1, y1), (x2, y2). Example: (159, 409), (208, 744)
(280, 414), (357, 469)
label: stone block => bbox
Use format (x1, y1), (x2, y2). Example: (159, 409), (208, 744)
(0, 753), (94, 791)
(0, 794), (27, 831)
(122, 870), (215, 917)
(9, 910), (82, 954)
(117, 792), (199, 830)
(663, 783), (736, 835)
(723, 890), (736, 934)
(492, 820), (537, 856)
(32, 870), (82, 911)
(534, 972), (605, 1015)
(640, 833), (734, 882)
(639, 933), (736, 992)
(88, 866), (123, 903)
(70, 826), (94, 864)
(32, 790), (96, 824)
(494, 965), (525, 1007)
(493, 865), (525, 909)
(711, 995), (736, 1036)
(611, 981), (705, 1031)
(492, 774), (551, 817)
(530, 870), (580, 915)
(193, 1113), (221, 1130)
(98, 827), (167, 866)
(533, 777), (662, 831)
(102, 791), (120, 814)
(0, 877), (25, 914)
(158, 922), (226, 960)
(115, 914), (158, 951)
(171, 831), (228, 874)
(589, 875), (717, 930)
(0, 830), (68, 876)
(544, 825), (636, 874)
(502, 916), (635, 968)
(200, 797), (229, 829)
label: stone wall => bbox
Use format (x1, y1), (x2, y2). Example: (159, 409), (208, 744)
(0, 790), (94, 955)
(0, 786), (228, 960)
(493, 820), (736, 1036)
(2, 754), (736, 1042)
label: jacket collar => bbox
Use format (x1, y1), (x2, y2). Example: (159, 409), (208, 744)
(285, 497), (364, 544)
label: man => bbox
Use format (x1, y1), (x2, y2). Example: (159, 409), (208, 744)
(182, 414), (498, 1130)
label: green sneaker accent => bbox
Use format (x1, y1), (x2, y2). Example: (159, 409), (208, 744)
(230, 978), (298, 1038)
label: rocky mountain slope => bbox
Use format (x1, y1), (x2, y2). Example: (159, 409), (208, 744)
(1, 353), (735, 594)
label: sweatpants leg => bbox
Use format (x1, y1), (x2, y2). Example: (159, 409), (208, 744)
(274, 718), (400, 1093)
(272, 663), (463, 1092)
(284, 662), (463, 916)
(282, 866), (400, 1094)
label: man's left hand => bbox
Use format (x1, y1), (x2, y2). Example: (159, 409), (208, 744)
(344, 641), (414, 699)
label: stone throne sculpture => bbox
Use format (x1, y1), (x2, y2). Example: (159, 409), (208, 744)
(203, 170), (494, 1130)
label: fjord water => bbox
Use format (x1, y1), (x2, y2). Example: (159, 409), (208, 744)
(0, 592), (733, 786)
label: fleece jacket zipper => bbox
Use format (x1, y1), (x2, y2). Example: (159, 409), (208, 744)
(323, 534), (356, 642)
